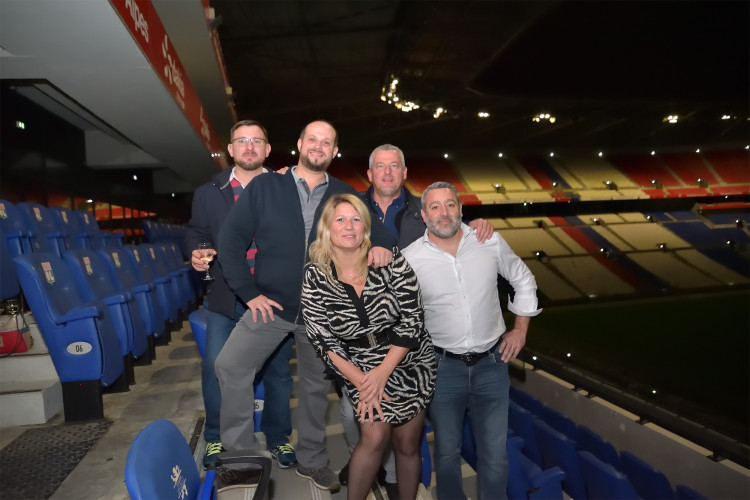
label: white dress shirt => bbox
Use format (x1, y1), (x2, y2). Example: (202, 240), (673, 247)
(402, 223), (542, 354)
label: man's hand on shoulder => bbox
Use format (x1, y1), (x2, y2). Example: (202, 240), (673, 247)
(469, 218), (494, 243)
(367, 247), (393, 268)
(276, 166), (290, 175)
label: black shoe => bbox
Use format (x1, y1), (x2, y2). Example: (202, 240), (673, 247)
(384, 481), (399, 500)
(216, 466), (261, 492)
(337, 461), (350, 486)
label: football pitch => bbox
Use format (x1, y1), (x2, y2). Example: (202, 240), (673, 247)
(525, 288), (750, 443)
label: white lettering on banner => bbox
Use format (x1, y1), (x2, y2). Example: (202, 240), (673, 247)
(125, 0), (149, 43)
(199, 107), (210, 142)
(66, 342), (93, 355)
(161, 35), (186, 102)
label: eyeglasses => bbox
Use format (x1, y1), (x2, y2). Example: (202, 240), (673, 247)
(232, 137), (267, 146)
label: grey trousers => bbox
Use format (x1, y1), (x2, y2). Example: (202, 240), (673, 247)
(215, 311), (331, 469)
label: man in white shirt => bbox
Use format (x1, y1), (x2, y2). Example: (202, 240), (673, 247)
(402, 181), (541, 500)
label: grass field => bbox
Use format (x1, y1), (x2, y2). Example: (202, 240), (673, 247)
(524, 288), (750, 443)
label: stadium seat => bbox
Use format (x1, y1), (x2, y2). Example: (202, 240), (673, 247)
(49, 206), (89, 251)
(17, 202), (66, 256)
(508, 400), (544, 467)
(64, 249), (151, 366)
(675, 484), (709, 499)
(537, 404), (577, 441)
(577, 425), (622, 470)
(0, 199), (33, 257)
(125, 419), (271, 500)
(138, 243), (189, 318)
(122, 244), (180, 328)
(99, 246), (166, 349)
(578, 450), (639, 499)
(13, 252), (127, 421)
(507, 435), (565, 500)
(73, 209), (120, 249)
(188, 308), (208, 358)
(1, 236), (20, 302)
(620, 450), (675, 499)
(509, 385), (543, 415)
(534, 418), (587, 499)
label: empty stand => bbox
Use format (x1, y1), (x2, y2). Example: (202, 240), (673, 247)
(609, 153), (681, 187)
(701, 150), (750, 185)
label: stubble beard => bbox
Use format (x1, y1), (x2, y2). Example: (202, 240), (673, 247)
(426, 215), (461, 239)
(235, 156), (264, 172)
(300, 151), (331, 172)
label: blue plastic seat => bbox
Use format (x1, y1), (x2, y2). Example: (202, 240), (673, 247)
(17, 202), (65, 256)
(534, 418), (588, 499)
(578, 450), (640, 499)
(509, 385), (543, 415)
(138, 243), (188, 318)
(125, 419), (271, 500)
(507, 435), (565, 500)
(675, 484), (708, 499)
(538, 403), (577, 441)
(13, 252), (127, 421)
(156, 242), (196, 309)
(1, 237), (20, 301)
(49, 206), (90, 251)
(0, 199), (33, 257)
(72, 209), (117, 250)
(620, 450), (675, 499)
(508, 400), (544, 467)
(98, 246), (166, 349)
(122, 244), (179, 327)
(577, 424), (622, 470)
(64, 249), (151, 366)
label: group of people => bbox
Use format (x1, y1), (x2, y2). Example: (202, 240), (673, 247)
(185, 119), (541, 500)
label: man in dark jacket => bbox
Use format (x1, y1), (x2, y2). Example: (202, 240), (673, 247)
(185, 120), (295, 472)
(216, 120), (397, 492)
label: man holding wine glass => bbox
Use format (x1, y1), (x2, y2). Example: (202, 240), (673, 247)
(186, 120), (297, 482)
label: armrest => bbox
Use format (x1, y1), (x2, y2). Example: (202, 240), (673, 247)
(131, 283), (153, 293)
(56, 305), (100, 324)
(103, 294), (128, 305)
(216, 450), (272, 500)
(198, 469), (217, 500)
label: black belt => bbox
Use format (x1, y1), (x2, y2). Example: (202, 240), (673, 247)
(434, 345), (495, 366)
(343, 330), (391, 349)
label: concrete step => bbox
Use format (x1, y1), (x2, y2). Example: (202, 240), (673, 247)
(0, 315), (64, 426)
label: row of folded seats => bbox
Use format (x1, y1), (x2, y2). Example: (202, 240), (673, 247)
(461, 386), (708, 499)
(1, 199), (198, 422)
(0, 199), (123, 256)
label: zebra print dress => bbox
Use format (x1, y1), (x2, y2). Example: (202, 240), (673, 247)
(301, 249), (436, 424)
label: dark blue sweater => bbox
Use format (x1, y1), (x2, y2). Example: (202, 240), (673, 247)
(218, 169), (397, 324)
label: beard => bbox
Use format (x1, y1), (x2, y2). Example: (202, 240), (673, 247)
(425, 214), (461, 239)
(234, 154), (264, 172)
(300, 150), (332, 172)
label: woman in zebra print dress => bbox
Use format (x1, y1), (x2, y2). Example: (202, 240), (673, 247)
(301, 193), (436, 500)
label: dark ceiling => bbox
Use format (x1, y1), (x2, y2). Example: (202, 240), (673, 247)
(212, 0), (749, 155)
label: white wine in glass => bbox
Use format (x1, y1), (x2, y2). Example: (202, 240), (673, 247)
(198, 242), (214, 281)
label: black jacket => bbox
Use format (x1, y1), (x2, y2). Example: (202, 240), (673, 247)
(360, 187), (425, 249)
(185, 167), (245, 318)
(219, 169), (397, 324)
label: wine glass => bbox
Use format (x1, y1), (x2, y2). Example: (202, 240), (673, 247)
(198, 242), (215, 281)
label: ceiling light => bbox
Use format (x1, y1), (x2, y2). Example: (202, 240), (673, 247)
(132, 175), (138, 181)
(477, 111), (490, 118)
(664, 115), (679, 123)
(695, 148), (701, 153)
(497, 153), (503, 158)
(337, 153), (341, 158)
(721, 114), (731, 120)
(651, 150), (656, 155)
(443, 153), (449, 159)
(290, 150), (296, 155)
(15, 120), (25, 130)
(549, 152), (555, 157)
(598, 152), (604, 157)
(532, 113), (556, 123)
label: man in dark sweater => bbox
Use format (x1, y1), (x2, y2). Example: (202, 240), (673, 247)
(216, 121), (397, 492)
(185, 120), (295, 472)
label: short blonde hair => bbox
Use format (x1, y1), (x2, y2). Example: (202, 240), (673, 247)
(309, 194), (372, 281)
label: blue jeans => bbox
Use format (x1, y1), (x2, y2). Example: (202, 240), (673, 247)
(429, 350), (509, 500)
(202, 301), (294, 446)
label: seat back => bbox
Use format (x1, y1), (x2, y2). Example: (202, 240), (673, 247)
(50, 206), (89, 250)
(12, 252), (124, 385)
(1, 236), (20, 300)
(675, 484), (708, 499)
(538, 404), (577, 441)
(99, 247), (164, 338)
(534, 418), (587, 499)
(125, 419), (210, 500)
(620, 450), (675, 499)
(188, 308), (208, 358)
(578, 450), (639, 499)
(123, 244), (178, 324)
(17, 202), (65, 256)
(73, 209), (111, 249)
(140, 243), (188, 312)
(577, 425), (622, 470)
(0, 199), (34, 256)
(508, 400), (543, 467)
(509, 385), (543, 415)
